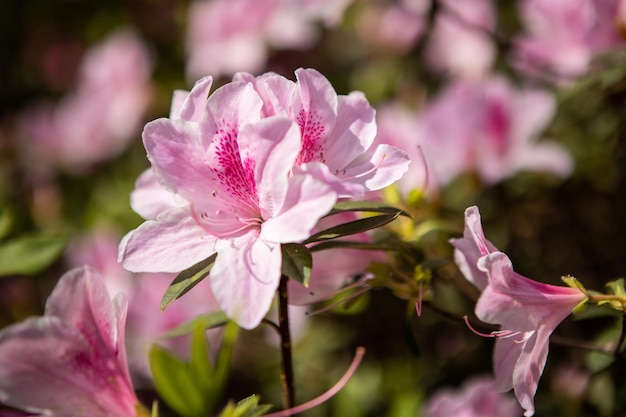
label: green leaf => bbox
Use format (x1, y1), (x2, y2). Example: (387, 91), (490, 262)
(218, 395), (273, 417)
(326, 200), (410, 217)
(162, 311), (230, 338)
(150, 322), (233, 417)
(0, 234), (66, 277)
(309, 240), (407, 253)
(304, 213), (402, 244)
(281, 243), (312, 286)
(161, 253), (217, 310)
(149, 345), (207, 417)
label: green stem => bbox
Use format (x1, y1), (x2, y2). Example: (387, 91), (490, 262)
(278, 275), (295, 410)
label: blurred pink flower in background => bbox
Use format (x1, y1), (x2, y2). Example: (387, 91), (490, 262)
(355, 0), (429, 53)
(374, 102), (430, 196)
(418, 76), (572, 187)
(19, 29), (153, 173)
(425, 0), (496, 78)
(186, 0), (353, 79)
(67, 228), (221, 382)
(512, 0), (623, 82)
(424, 376), (521, 417)
(0, 266), (144, 417)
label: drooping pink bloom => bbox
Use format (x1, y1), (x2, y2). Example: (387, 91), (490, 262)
(185, 0), (353, 79)
(512, 0), (623, 83)
(119, 73), (340, 329)
(0, 266), (144, 417)
(475, 251), (586, 416)
(19, 29), (153, 173)
(425, 0), (496, 78)
(419, 76), (572, 186)
(234, 68), (410, 198)
(449, 205), (498, 290)
(424, 376), (521, 417)
(67, 228), (221, 380)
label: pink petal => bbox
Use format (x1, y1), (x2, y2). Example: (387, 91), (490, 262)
(170, 76), (213, 122)
(119, 207), (217, 273)
(238, 116), (301, 219)
(209, 232), (282, 329)
(0, 267), (137, 417)
(512, 330), (551, 417)
(130, 169), (181, 220)
(261, 174), (336, 243)
(450, 206), (498, 290)
(340, 144), (411, 195)
(323, 92), (377, 170)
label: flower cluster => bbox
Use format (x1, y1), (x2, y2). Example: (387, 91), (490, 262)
(119, 68), (409, 329)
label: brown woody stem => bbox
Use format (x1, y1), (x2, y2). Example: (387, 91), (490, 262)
(278, 274), (295, 410)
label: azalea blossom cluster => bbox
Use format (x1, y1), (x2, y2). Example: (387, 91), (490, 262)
(119, 68), (410, 329)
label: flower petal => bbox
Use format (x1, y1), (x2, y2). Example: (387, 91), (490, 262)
(119, 207), (217, 273)
(324, 92), (377, 170)
(0, 267), (137, 417)
(450, 205), (498, 290)
(171, 76), (213, 122)
(340, 144), (410, 195)
(262, 174), (336, 244)
(210, 232), (282, 329)
(130, 168), (181, 220)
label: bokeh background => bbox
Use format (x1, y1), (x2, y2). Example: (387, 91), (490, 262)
(1, 1), (626, 416)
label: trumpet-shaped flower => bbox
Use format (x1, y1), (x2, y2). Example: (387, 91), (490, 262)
(119, 75), (339, 329)
(475, 252), (586, 416)
(0, 266), (143, 417)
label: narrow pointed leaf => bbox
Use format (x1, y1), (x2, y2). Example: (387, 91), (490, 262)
(304, 213), (401, 244)
(161, 253), (217, 310)
(281, 243), (312, 286)
(218, 395), (273, 417)
(309, 240), (407, 253)
(326, 200), (410, 217)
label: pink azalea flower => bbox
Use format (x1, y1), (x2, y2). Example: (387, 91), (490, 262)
(185, 0), (353, 79)
(449, 205), (498, 290)
(424, 376), (521, 417)
(475, 251), (586, 416)
(119, 73), (340, 329)
(19, 29), (152, 174)
(67, 229), (221, 381)
(511, 0), (623, 83)
(0, 266), (144, 417)
(425, 0), (496, 78)
(451, 206), (586, 416)
(234, 68), (410, 197)
(419, 76), (572, 186)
